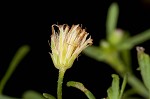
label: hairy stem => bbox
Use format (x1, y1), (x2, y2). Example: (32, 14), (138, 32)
(57, 69), (66, 99)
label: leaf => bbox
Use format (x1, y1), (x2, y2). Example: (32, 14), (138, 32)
(107, 74), (120, 99)
(106, 2), (119, 36)
(137, 47), (150, 91)
(119, 29), (150, 50)
(67, 81), (96, 99)
(43, 93), (56, 99)
(0, 45), (30, 94)
(83, 46), (105, 61)
(22, 90), (45, 99)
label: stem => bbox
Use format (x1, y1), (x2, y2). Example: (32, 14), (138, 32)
(121, 50), (132, 73)
(57, 69), (66, 99)
(123, 89), (137, 98)
(127, 74), (149, 98)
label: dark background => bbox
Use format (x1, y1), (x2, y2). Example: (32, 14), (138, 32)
(0, 0), (150, 99)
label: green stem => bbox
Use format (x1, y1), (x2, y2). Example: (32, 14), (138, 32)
(123, 89), (137, 98)
(57, 69), (66, 99)
(127, 74), (149, 98)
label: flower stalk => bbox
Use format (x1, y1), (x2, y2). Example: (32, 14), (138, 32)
(57, 69), (66, 99)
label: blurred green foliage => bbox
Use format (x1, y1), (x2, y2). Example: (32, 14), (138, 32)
(83, 2), (150, 99)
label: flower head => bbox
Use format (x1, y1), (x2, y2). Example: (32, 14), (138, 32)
(50, 24), (93, 70)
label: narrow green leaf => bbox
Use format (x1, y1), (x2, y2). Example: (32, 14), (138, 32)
(22, 90), (45, 99)
(43, 93), (56, 99)
(0, 45), (30, 94)
(106, 2), (119, 36)
(83, 46), (105, 61)
(67, 81), (96, 99)
(119, 29), (150, 50)
(137, 47), (150, 91)
(107, 74), (120, 99)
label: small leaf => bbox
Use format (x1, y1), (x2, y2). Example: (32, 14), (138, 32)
(43, 93), (56, 99)
(119, 29), (150, 50)
(67, 81), (96, 99)
(137, 47), (150, 91)
(106, 2), (119, 36)
(107, 74), (120, 99)
(22, 90), (45, 99)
